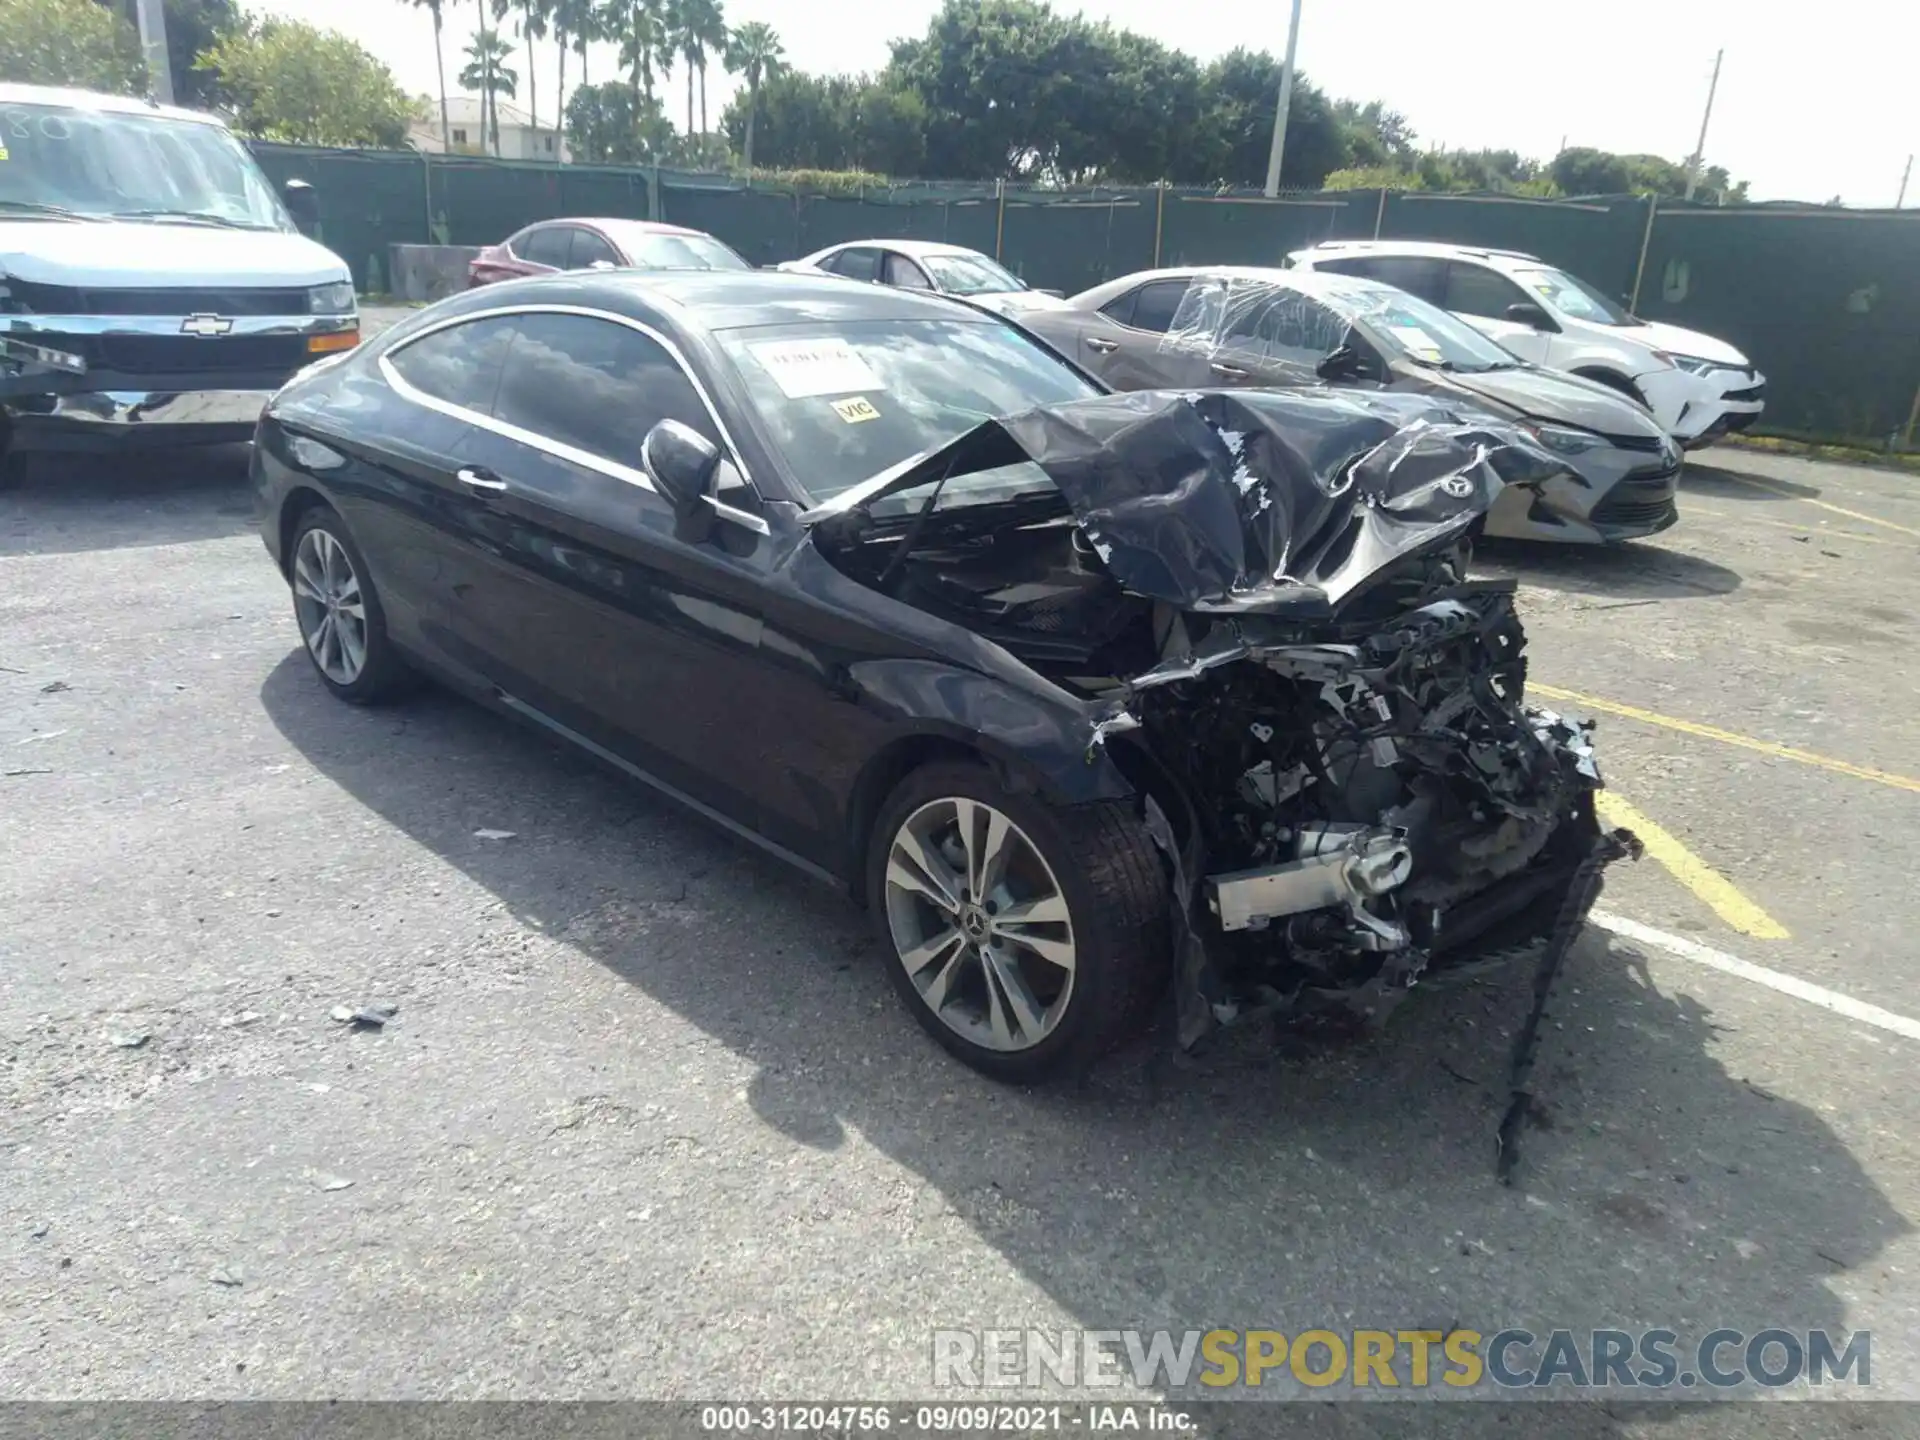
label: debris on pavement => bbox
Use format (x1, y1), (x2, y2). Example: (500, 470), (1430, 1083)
(219, 1011), (263, 1028)
(210, 1266), (244, 1287)
(307, 1171), (355, 1192)
(29, 1221), (48, 1239)
(13, 729), (68, 744)
(4, 768), (52, 778)
(39, 680), (70, 694)
(330, 1003), (397, 1029)
(473, 829), (517, 841)
(108, 1031), (150, 1049)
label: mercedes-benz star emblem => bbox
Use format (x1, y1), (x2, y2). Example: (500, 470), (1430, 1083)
(180, 314), (234, 337)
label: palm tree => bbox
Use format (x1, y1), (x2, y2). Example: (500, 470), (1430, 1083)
(494, 0), (548, 141)
(616, 0), (664, 110)
(663, 0), (698, 135)
(405, 0), (453, 147)
(684, 0), (725, 136)
(724, 20), (781, 171)
(460, 28), (519, 154)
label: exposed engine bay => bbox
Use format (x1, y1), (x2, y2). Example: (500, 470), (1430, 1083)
(811, 387), (1640, 1173)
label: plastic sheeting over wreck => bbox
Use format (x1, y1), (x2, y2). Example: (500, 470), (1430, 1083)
(814, 387), (1567, 615)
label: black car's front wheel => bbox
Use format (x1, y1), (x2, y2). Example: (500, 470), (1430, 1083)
(867, 762), (1168, 1083)
(288, 507), (412, 705)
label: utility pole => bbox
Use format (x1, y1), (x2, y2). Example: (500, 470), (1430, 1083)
(1262, 0), (1305, 198)
(133, 0), (174, 104)
(1681, 48), (1724, 202)
(1899, 155), (1913, 209)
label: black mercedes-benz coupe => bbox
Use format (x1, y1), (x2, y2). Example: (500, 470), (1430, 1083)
(253, 271), (1633, 1085)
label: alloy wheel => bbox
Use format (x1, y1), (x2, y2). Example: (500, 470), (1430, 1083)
(883, 797), (1078, 1053)
(291, 526), (368, 686)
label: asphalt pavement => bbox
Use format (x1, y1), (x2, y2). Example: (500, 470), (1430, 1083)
(2, 377), (1917, 1434)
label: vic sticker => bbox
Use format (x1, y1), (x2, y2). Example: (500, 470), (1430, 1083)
(831, 396), (880, 424)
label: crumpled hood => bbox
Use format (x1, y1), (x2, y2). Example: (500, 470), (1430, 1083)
(1443, 364), (1672, 442)
(0, 220), (350, 289)
(812, 388), (1566, 615)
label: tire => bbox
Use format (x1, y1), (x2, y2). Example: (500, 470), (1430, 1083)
(287, 506), (413, 705)
(865, 760), (1169, 1083)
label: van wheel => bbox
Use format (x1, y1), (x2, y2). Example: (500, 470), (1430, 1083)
(866, 762), (1169, 1083)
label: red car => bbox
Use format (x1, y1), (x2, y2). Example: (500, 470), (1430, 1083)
(467, 218), (751, 287)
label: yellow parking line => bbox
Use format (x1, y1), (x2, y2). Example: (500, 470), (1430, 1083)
(1532, 683), (1920, 796)
(1595, 791), (1790, 939)
(1684, 503), (1905, 547)
(1714, 471), (1920, 538)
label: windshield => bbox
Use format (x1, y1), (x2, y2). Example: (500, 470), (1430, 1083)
(716, 317), (1099, 504)
(1513, 266), (1635, 326)
(609, 228), (750, 272)
(0, 101), (291, 229)
(921, 253), (1026, 296)
(1341, 286), (1522, 372)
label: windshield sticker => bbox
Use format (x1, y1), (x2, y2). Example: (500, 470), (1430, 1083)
(830, 396), (880, 424)
(0, 148), (8, 162)
(1384, 323), (1444, 361)
(749, 338), (884, 399)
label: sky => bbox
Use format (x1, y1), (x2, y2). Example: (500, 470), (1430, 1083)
(253, 0), (1918, 206)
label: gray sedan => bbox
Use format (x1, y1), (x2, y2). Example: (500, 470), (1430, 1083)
(1018, 266), (1684, 543)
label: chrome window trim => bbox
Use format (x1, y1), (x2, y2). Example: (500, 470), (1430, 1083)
(376, 302), (758, 500)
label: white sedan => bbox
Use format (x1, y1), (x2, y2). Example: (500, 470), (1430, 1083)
(776, 240), (1070, 318)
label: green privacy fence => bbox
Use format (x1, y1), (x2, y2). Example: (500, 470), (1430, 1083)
(248, 142), (1920, 449)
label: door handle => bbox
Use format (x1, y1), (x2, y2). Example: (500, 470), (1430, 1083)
(1209, 362), (1249, 379)
(457, 466), (508, 493)
(1085, 337), (1118, 354)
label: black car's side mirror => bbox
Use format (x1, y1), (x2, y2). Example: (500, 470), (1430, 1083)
(281, 179), (320, 230)
(642, 419), (721, 518)
(1505, 301), (1559, 332)
(1316, 345), (1367, 382)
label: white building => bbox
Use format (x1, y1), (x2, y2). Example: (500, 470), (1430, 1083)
(409, 97), (568, 162)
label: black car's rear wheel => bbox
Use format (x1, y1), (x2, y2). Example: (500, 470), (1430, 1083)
(867, 762), (1169, 1082)
(288, 507), (412, 705)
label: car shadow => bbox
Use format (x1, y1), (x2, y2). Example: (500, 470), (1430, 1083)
(1474, 538), (1743, 602)
(0, 445), (256, 558)
(258, 656), (1907, 1423)
(1681, 462), (1821, 502)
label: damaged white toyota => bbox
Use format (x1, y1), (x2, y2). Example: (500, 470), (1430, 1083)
(255, 272), (1638, 1171)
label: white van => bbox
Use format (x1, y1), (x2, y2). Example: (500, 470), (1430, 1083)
(1288, 240), (1765, 449)
(0, 83), (358, 485)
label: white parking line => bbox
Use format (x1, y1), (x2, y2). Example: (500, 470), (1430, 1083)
(1593, 911), (1920, 1043)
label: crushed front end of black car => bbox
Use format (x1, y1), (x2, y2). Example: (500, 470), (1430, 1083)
(810, 387), (1640, 1163)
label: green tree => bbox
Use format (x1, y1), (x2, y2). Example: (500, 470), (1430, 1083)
(722, 20), (782, 171)
(719, 69), (923, 176)
(458, 26), (517, 152)
(199, 18), (411, 145)
(400, 0), (453, 146)
(0, 0), (145, 94)
(492, 0), (546, 139)
(158, 0), (241, 107)
(563, 76), (671, 162)
(614, 0), (664, 113)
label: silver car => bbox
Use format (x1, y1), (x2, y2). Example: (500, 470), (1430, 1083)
(1018, 266), (1684, 544)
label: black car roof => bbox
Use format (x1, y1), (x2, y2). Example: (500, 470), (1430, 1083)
(424, 269), (984, 338)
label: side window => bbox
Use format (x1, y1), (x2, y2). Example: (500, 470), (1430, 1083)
(1348, 255), (1446, 302)
(1310, 257), (1376, 280)
(1122, 279), (1190, 334)
(830, 247), (881, 282)
(518, 226), (572, 269)
(1098, 289), (1137, 327)
(1225, 292), (1351, 365)
(884, 253), (933, 289)
(1443, 262), (1531, 320)
(490, 313), (718, 468)
(386, 316), (519, 413)
(569, 228), (620, 270)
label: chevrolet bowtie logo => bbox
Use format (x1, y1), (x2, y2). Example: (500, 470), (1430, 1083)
(180, 313), (234, 337)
